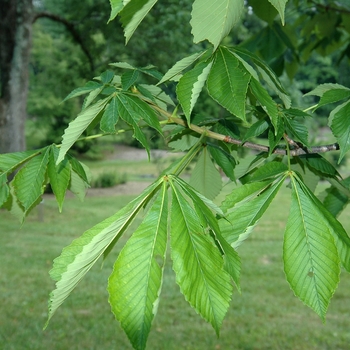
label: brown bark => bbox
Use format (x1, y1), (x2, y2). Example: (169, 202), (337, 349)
(0, 0), (34, 153)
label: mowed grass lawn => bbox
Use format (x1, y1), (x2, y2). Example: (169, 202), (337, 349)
(1, 161), (350, 349)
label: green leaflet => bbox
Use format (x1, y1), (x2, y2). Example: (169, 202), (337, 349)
(304, 83), (350, 109)
(57, 96), (112, 164)
(137, 84), (175, 109)
(121, 69), (140, 90)
(46, 178), (163, 327)
(0, 173), (9, 207)
(157, 50), (207, 85)
(173, 176), (240, 290)
(100, 96), (119, 133)
(220, 176), (285, 248)
(0, 149), (42, 173)
(298, 154), (340, 179)
(246, 161), (288, 183)
(208, 144), (236, 181)
(108, 182), (168, 350)
(63, 81), (102, 102)
(191, 0), (244, 50)
(120, 0), (158, 43)
(267, 0), (288, 25)
(298, 178), (350, 273)
(231, 47), (291, 109)
(284, 175), (340, 320)
(250, 78), (279, 134)
(189, 147), (222, 200)
(284, 116), (309, 147)
(108, 0), (125, 22)
(330, 100), (350, 162)
(321, 184), (350, 218)
(13, 147), (50, 217)
(242, 118), (269, 142)
(169, 179), (232, 335)
(176, 61), (213, 124)
(116, 95), (152, 157)
(207, 47), (250, 121)
(47, 147), (71, 212)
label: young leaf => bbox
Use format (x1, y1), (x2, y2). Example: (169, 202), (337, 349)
(176, 61), (213, 124)
(108, 182), (168, 350)
(169, 180), (232, 335)
(13, 147), (50, 217)
(47, 147), (71, 212)
(191, 0), (244, 50)
(57, 97), (111, 164)
(207, 47), (250, 121)
(220, 176), (285, 248)
(189, 147), (222, 200)
(100, 96), (119, 133)
(284, 175), (340, 320)
(329, 100), (350, 162)
(120, 0), (158, 43)
(46, 179), (163, 327)
(157, 50), (207, 85)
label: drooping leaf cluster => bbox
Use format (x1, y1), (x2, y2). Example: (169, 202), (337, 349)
(2, 1), (350, 350)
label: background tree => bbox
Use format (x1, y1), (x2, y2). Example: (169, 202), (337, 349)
(1, 1), (350, 350)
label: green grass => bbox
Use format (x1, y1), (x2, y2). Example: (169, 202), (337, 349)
(1, 179), (350, 349)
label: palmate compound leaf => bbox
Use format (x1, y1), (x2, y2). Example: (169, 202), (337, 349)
(176, 60), (213, 124)
(219, 174), (286, 248)
(46, 178), (163, 327)
(108, 181), (168, 350)
(207, 47), (251, 121)
(191, 0), (244, 50)
(284, 174), (341, 320)
(169, 177), (232, 335)
(57, 96), (112, 164)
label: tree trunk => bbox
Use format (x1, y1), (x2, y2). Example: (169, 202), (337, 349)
(0, 0), (33, 153)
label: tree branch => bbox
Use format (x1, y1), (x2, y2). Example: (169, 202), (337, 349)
(33, 12), (94, 72)
(168, 115), (339, 156)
